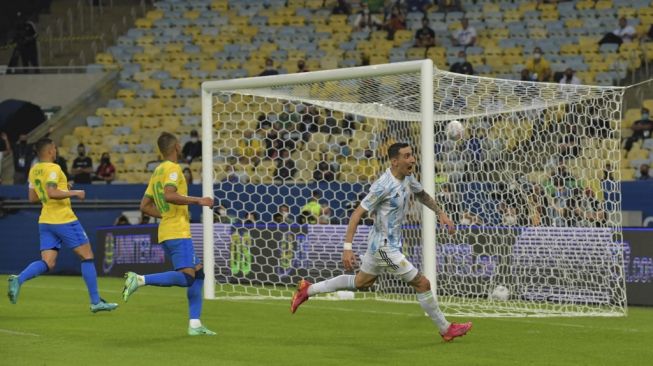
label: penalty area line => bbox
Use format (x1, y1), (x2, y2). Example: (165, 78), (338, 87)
(0, 328), (40, 337)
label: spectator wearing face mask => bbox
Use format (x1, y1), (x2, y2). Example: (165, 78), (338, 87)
(0, 131), (11, 184)
(12, 134), (33, 184)
(559, 68), (581, 85)
(297, 59), (309, 73)
(94, 152), (116, 184)
(449, 50), (474, 75)
(639, 164), (651, 180)
(72, 143), (93, 184)
(624, 108), (653, 152)
(525, 47), (551, 82)
(259, 58), (279, 76)
(182, 130), (202, 163)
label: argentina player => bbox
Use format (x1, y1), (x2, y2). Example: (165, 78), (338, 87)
(290, 142), (472, 342)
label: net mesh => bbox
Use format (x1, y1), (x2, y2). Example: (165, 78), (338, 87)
(204, 66), (627, 317)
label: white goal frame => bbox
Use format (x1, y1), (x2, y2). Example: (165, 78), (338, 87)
(200, 60), (438, 300)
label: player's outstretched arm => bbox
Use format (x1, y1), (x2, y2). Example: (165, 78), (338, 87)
(140, 196), (162, 218)
(46, 184), (85, 200)
(414, 190), (455, 235)
(342, 205), (367, 271)
(163, 185), (213, 207)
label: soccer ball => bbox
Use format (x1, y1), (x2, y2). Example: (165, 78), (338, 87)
(445, 120), (464, 140)
(490, 285), (510, 301)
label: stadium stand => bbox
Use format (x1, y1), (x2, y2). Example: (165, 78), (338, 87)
(62, 0), (653, 184)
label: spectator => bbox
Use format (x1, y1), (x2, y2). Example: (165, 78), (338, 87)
(12, 134), (33, 184)
(114, 214), (130, 226)
(8, 13), (39, 73)
(243, 212), (257, 226)
(278, 204), (294, 224)
(639, 164), (651, 180)
(570, 188), (605, 227)
(259, 58), (279, 76)
(214, 205), (236, 224)
(183, 167), (196, 185)
(520, 68), (533, 81)
(0, 131), (11, 184)
(449, 50), (474, 75)
(318, 205), (334, 224)
(273, 213), (284, 224)
(297, 59), (309, 73)
(332, 0), (351, 15)
(297, 211), (314, 224)
(71, 143), (93, 184)
(301, 190), (322, 219)
(384, 5), (406, 39)
(182, 130), (202, 163)
(450, 18), (476, 47)
(599, 17), (636, 46)
(624, 108), (653, 152)
(94, 152), (116, 184)
(275, 149), (296, 181)
(354, 2), (383, 32)
(139, 213), (151, 225)
(559, 67), (581, 85)
(313, 160), (335, 181)
(225, 157), (250, 183)
(525, 47), (551, 82)
(414, 17), (436, 48)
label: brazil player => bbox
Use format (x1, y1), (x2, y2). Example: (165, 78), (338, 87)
(290, 142), (472, 342)
(7, 138), (118, 313)
(122, 132), (215, 336)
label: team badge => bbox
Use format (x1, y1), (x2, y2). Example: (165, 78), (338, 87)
(169, 172), (178, 181)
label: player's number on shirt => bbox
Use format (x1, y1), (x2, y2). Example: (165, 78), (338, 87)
(34, 179), (47, 203)
(153, 181), (170, 213)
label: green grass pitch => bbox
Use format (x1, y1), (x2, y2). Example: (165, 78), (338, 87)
(2, 275), (652, 366)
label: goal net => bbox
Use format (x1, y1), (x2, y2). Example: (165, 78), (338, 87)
(200, 60), (627, 317)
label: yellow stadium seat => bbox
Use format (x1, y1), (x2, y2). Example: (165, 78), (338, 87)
(617, 7), (636, 19)
(565, 19), (584, 29)
(393, 30), (413, 46)
(184, 10), (200, 20)
(406, 47), (426, 60)
(145, 10), (163, 21)
(210, 0), (227, 11)
(576, 0), (594, 10)
(135, 18), (153, 29)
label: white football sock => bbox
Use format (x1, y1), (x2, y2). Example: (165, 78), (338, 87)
(137, 275), (145, 286)
(417, 290), (450, 334)
(307, 275), (356, 296)
(189, 319), (202, 328)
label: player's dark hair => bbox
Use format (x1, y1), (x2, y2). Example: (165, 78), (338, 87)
(35, 137), (54, 155)
(157, 132), (177, 155)
(388, 142), (410, 159)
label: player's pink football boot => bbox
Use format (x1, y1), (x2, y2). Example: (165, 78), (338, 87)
(290, 279), (312, 314)
(441, 322), (473, 342)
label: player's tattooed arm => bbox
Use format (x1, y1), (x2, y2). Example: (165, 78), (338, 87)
(46, 182), (85, 200)
(414, 190), (444, 215)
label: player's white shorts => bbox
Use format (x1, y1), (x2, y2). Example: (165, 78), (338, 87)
(360, 248), (419, 283)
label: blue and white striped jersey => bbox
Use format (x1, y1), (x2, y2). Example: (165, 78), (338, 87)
(360, 168), (423, 253)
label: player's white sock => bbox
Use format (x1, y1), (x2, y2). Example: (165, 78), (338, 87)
(417, 290), (450, 334)
(137, 275), (145, 286)
(189, 319), (202, 328)
(307, 275), (356, 296)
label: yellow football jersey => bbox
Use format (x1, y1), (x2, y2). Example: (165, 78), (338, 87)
(145, 161), (191, 242)
(28, 162), (78, 224)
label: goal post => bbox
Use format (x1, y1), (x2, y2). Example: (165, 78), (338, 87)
(200, 60), (627, 317)
(201, 60), (438, 300)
